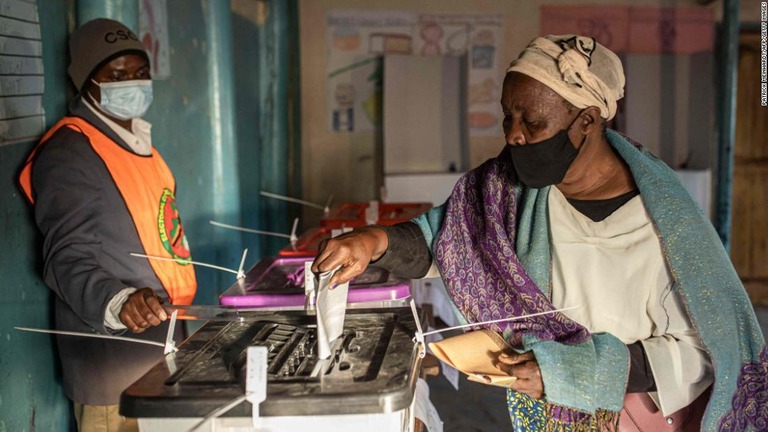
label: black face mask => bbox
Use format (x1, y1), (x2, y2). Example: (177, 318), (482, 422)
(507, 111), (586, 188)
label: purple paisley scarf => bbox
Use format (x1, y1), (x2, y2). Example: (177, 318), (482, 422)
(433, 149), (587, 346)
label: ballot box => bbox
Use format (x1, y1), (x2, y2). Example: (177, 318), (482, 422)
(120, 308), (424, 431)
(321, 202), (432, 229)
(219, 256), (411, 308)
(278, 226), (332, 257)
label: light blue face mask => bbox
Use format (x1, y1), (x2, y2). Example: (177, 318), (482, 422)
(90, 79), (153, 120)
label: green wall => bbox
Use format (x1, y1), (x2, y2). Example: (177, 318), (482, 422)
(0, 2), (72, 431)
(148, 0), (240, 305)
(0, 1), (298, 430)
(233, 6), (266, 258)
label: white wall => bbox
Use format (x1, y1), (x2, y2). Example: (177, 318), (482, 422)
(624, 53), (714, 169)
(384, 55), (466, 174)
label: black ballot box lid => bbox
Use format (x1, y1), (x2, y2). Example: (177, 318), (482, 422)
(120, 307), (424, 418)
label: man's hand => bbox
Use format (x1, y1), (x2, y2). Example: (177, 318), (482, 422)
(311, 226), (389, 287)
(496, 351), (544, 399)
(119, 287), (168, 333)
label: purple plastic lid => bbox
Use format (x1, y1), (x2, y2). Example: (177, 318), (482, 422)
(219, 256), (411, 307)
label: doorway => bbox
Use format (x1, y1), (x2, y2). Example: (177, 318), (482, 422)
(731, 30), (768, 305)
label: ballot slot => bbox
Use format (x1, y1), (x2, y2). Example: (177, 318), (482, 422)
(165, 320), (318, 386)
(225, 322), (321, 382)
(165, 319), (393, 387)
(122, 308), (423, 419)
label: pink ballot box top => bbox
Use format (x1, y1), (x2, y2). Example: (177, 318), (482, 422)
(219, 256), (411, 308)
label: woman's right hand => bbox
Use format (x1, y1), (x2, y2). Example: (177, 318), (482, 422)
(311, 226), (389, 287)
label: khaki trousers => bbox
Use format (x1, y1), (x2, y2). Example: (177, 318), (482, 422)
(73, 403), (138, 432)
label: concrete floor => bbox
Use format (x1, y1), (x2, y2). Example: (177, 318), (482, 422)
(426, 306), (768, 431)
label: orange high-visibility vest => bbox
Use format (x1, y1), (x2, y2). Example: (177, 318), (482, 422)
(19, 116), (196, 305)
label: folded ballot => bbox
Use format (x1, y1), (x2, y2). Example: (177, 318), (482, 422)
(428, 329), (518, 387)
(304, 262), (349, 359)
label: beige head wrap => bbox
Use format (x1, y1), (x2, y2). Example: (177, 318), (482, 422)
(507, 35), (625, 121)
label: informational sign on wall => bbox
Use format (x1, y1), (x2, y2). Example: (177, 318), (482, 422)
(415, 14), (503, 137)
(0, 0), (45, 146)
(326, 10), (414, 133)
(139, 0), (171, 80)
(540, 6), (714, 54)
(326, 10), (502, 136)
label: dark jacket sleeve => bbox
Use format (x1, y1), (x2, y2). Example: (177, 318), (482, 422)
(370, 222), (433, 279)
(31, 128), (128, 333)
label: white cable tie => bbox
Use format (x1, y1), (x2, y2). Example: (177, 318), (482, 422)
(289, 218), (299, 244)
(164, 310), (179, 355)
(15, 327), (166, 348)
(210, 220), (292, 239)
(130, 253), (240, 276)
(409, 298), (426, 358)
(187, 392), (251, 432)
(420, 305), (581, 337)
(237, 249), (249, 280)
(260, 191), (325, 211)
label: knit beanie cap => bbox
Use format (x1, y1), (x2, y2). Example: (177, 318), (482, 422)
(68, 18), (147, 90)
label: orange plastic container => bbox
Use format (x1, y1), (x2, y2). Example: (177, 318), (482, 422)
(320, 202), (432, 229)
(278, 227), (332, 257)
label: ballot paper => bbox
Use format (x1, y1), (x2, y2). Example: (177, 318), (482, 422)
(304, 262), (350, 359)
(428, 329), (518, 388)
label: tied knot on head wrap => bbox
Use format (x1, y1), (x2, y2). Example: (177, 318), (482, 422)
(507, 35), (625, 121)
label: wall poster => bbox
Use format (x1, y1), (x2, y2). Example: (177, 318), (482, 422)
(326, 10), (414, 133)
(326, 10), (503, 137)
(540, 5), (713, 54)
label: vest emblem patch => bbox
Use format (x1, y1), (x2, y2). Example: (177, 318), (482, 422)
(158, 188), (191, 263)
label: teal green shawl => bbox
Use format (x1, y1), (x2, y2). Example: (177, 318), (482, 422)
(413, 130), (767, 431)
